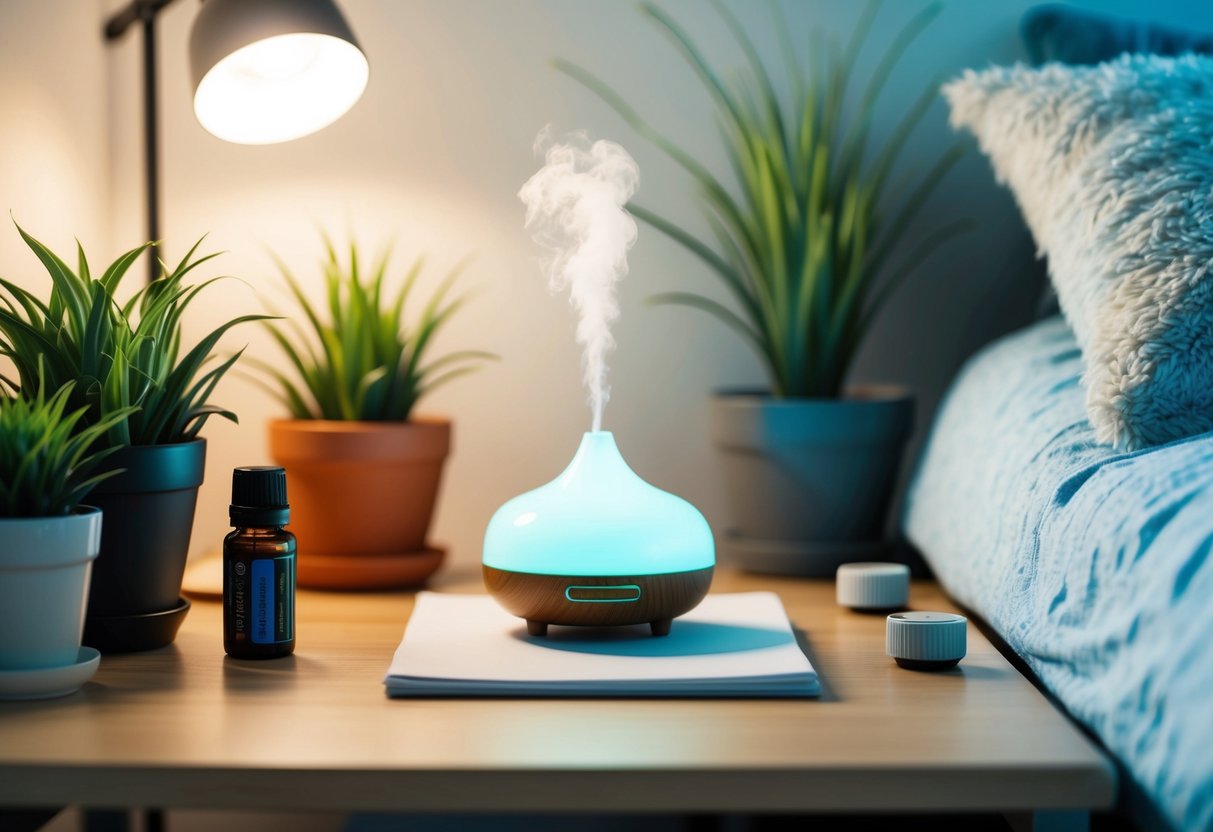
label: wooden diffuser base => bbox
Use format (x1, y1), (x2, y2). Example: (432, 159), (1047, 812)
(483, 565), (714, 637)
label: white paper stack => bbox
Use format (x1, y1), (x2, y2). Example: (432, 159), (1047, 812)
(384, 591), (820, 698)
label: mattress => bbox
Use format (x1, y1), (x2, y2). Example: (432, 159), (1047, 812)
(904, 316), (1213, 832)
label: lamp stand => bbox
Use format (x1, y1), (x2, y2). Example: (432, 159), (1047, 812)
(104, 0), (180, 284)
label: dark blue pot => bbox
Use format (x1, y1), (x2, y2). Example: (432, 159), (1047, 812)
(83, 439), (205, 653)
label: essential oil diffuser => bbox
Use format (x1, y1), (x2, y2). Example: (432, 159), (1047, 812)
(483, 431), (714, 637)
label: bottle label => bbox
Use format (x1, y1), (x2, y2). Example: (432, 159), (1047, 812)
(250, 556), (295, 644)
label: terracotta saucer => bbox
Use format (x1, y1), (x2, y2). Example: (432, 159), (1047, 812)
(182, 555), (223, 600)
(297, 546), (447, 590)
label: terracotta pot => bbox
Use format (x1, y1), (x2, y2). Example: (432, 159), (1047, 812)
(267, 418), (451, 589)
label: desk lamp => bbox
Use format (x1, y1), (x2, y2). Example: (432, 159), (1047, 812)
(104, 0), (368, 281)
(189, 0), (369, 145)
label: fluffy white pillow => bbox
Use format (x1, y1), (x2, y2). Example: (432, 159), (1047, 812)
(945, 54), (1213, 450)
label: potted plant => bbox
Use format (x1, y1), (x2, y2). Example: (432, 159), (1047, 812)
(558, 2), (968, 574)
(0, 376), (135, 697)
(0, 225), (267, 650)
(251, 237), (493, 589)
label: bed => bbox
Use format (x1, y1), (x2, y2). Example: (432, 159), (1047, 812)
(904, 316), (1213, 831)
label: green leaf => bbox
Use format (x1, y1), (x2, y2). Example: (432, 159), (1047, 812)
(15, 223), (89, 340)
(860, 217), (974, 332)
(99, 243), (153, 293)
(418, 350), (499, 380)
(628, 204), (763, 327)
(648, 291), (764, 352)
(254, 239), (491, 421)
(865, 142), (965, 278)
(0, 365), (137, 517)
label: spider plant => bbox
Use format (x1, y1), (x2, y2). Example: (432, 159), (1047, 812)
(0, 223), (269, 446)
(0, 372), (137, 517)
(556, 0), (969, 397)
(251, 237), (494, 421)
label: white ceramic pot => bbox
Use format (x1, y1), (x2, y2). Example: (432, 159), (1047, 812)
(0, 507), (102, 670)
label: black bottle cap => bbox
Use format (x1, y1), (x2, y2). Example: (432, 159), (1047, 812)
(230, 466), (290, 527)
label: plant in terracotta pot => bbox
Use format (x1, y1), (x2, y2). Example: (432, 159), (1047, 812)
(0, 376), (135, 697)
(252, 238), (493, 589)
(0, 225), (268, 650)
(558, 2), (968, 574)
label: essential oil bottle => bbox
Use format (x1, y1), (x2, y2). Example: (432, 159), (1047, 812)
(224, 466), (296, 659)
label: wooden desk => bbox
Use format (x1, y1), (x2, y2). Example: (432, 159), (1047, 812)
(0, 568), (1114, 822)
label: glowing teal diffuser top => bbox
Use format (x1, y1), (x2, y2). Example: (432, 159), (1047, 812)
(483, 432), (715, 577)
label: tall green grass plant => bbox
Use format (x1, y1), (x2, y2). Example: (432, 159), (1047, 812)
(0, 225), (267, 446)
(252, 237), (493, 421)
(557, 0), (967, 397)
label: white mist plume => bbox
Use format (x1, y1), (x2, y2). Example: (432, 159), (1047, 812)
(519, 129), (640, 433)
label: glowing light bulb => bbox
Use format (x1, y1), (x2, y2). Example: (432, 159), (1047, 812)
(237, 36), (322, 81)
(193, 33), (368, 145)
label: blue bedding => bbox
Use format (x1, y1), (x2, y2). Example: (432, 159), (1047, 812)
(904, 317), (1213, 832)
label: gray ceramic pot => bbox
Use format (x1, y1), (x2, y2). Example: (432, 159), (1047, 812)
(712, 387), (913, 576)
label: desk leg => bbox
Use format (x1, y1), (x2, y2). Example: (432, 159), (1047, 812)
(686, 816), (750, 832)
(1005, 810), (1090, 832)
(82, 810), (132, 832)
(0, 808), (61, 832)
(82, 808), (162, 832)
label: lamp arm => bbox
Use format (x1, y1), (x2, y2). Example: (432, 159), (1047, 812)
(104, 0), (179, 41)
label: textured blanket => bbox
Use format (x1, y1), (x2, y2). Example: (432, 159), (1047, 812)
(904, 317), (1213, 832)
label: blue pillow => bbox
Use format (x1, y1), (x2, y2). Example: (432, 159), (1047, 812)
(1022, 3), (1213, 65)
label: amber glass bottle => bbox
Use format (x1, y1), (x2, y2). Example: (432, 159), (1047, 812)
(224, 466), (296, 659)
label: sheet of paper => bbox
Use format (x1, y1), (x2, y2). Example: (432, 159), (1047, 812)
(385, 591), (819, 698)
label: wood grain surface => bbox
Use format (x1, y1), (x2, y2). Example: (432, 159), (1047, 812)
(0, 566), (1115, 813)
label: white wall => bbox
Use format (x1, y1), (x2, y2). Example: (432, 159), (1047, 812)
(96, 0), (1213, 569)
(0, 2), (110, 287)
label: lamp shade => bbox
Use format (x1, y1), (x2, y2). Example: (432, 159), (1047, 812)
(189, 0), (369, 145)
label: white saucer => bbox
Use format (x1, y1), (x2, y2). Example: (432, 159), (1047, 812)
(0, 647), (101, 701)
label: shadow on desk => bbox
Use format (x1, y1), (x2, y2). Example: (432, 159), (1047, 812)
(793, 628), (836, 702)
(514, 622), (794, 657)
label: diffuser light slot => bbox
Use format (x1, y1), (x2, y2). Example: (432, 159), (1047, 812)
(564, 585), (642, 603)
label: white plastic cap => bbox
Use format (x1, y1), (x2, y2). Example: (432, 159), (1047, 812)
(836, 562), (910, 610)
(886, 612), (967, 663)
